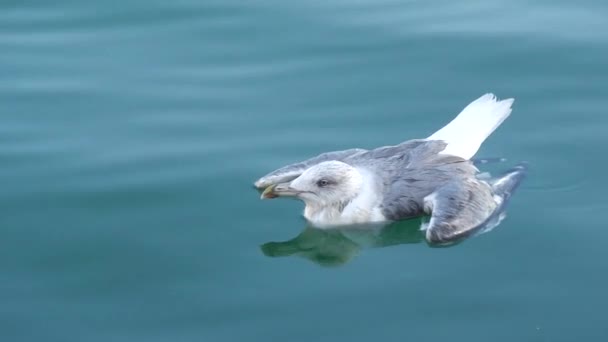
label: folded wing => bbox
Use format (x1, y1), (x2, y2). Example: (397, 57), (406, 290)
(423, 179), (497, 244)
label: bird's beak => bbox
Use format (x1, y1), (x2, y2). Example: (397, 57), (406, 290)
(260, 183), (301, 199)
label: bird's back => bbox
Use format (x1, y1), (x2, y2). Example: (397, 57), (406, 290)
(345, 140), (480, 221)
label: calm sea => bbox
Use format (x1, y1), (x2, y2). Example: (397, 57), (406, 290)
(2, 1), (608, 341)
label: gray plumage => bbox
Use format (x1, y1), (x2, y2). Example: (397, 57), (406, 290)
(255, 94), (525, 244)
(256, 140), (523, 244)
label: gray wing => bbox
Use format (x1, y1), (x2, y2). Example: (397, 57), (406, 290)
(254, 139), (450, 189)
(423, 179), (497, 244)
(377, 140), (476, 220)
(348, 139), (450, 167)
(254, 148), (366, 189)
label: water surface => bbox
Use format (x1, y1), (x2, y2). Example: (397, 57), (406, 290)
(2, 1), (608, 341)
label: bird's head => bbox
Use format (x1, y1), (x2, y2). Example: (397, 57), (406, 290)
(261, 161), (364, 207)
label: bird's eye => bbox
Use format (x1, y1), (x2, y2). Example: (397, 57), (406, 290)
(316, 179), (330, 187)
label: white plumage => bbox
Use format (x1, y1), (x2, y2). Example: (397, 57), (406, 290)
(255, 93), (526, 244)
(427, 93), (514, 160)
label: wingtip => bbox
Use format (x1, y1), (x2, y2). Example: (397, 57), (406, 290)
(478, 93), (515, 106)
(428, 93), (516, 160)
(480, 93), (497, 101)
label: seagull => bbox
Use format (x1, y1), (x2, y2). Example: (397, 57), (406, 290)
(254, 94), (526, 244)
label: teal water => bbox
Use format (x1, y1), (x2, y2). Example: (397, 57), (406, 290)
(2, 1), (608, 341)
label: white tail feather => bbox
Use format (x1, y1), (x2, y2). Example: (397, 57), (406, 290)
(427, 93), (514, 160)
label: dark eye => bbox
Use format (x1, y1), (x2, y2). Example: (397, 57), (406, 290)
(316, 179), (330, 187)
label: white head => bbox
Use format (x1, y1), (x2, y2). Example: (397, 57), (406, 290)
(262, 161), (364, 208)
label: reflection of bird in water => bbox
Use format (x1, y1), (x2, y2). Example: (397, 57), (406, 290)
(261, 219), (426, 267)
(261, 161), (526, 267)
(255, 94), (527, 244)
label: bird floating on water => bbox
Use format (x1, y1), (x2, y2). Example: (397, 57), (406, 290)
(254, 94), (526, 244)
